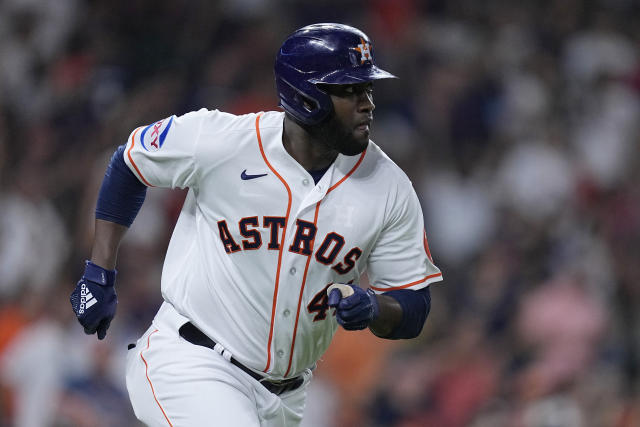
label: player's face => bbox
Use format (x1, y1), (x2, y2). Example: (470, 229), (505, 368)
(316, 82), (375, 156)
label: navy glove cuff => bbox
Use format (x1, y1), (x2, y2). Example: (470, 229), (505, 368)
(366, 288), (380, 320)
(83, 260), (117, 287)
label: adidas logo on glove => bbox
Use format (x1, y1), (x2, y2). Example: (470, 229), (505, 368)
(78, 283), (98, 314)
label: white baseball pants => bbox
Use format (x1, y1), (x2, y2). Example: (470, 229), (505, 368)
(125, 303), (311, 426)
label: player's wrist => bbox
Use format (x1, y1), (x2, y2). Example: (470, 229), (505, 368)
(367, 293), (403, 337)
(366, 288), (380, 321)
(83, 260), (117, 287)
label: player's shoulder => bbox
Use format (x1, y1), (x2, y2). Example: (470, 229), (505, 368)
(151, 108), (281, 134)
(361, 142), (422, 221)
(363, 141), (414, 187)
(197, 109), (283, 135)
(127, 109), (282, 152)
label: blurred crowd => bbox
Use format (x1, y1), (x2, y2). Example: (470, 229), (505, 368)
(1, 0), (639, 426)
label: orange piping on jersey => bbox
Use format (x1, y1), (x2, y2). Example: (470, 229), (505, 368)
(284, 202), (320, 377)
(284, 149), (367, 377)
(369, 272), (443, 292)
(256, 113), (293, 373)
(126, 126), (154, 187)
(141, 329), (174, 426)
(326, 149), (367, 195)
(423, 229), (433, 262)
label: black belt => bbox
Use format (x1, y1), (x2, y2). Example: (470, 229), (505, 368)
(178, 322), (304, 396)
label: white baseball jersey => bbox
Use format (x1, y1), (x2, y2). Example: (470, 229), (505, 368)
(123, 109), (442, 379)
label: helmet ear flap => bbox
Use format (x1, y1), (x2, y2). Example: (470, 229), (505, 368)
(275, 74), (332, 125)
(297, 93), (319, 113)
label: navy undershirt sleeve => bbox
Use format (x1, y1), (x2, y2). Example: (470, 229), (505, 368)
(382, 286), (431, 339)
(95, 144), (147, 227)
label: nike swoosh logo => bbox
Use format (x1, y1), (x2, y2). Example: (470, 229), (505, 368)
(241, 169), (268, 180)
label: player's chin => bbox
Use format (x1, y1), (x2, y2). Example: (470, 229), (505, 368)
(346, 127), (370, 151)
(354, 126), (370, 141)
(340, 136), (369, 156)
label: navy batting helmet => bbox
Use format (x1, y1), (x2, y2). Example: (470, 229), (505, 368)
(274, 23), (397, 125)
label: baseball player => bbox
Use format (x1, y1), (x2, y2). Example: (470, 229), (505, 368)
(70, 23), (442, 426)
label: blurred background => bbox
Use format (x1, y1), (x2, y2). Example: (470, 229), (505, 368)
(1, 0), (639, 426)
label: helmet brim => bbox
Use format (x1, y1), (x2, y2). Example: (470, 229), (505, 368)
(309, 65), (397, 85)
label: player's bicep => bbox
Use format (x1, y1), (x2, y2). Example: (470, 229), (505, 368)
(367, 188), (442, 292)
(124, 109), (207, 188)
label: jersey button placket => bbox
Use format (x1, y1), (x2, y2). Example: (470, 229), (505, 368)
(289, 267), (296, 275)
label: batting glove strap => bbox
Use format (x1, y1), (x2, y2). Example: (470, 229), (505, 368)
(83, 260), (116, 287)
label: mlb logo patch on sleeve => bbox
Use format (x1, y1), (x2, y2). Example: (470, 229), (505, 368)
(139, 116), (174, 152)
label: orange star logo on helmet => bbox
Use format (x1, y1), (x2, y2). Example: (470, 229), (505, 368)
(354, 38), (372, 64)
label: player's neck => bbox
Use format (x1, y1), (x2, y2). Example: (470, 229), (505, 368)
(282, 115), (338, 171)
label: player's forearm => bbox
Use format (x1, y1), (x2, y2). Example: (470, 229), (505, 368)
(370, 287), (432, 339)
(89, 144), (148, 269)
(90, 219), (128, 269)
(368, 294), (403, 337)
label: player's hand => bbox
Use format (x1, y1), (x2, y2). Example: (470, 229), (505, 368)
(327, 284), (379, 330)
(70, 260), (118, 340)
